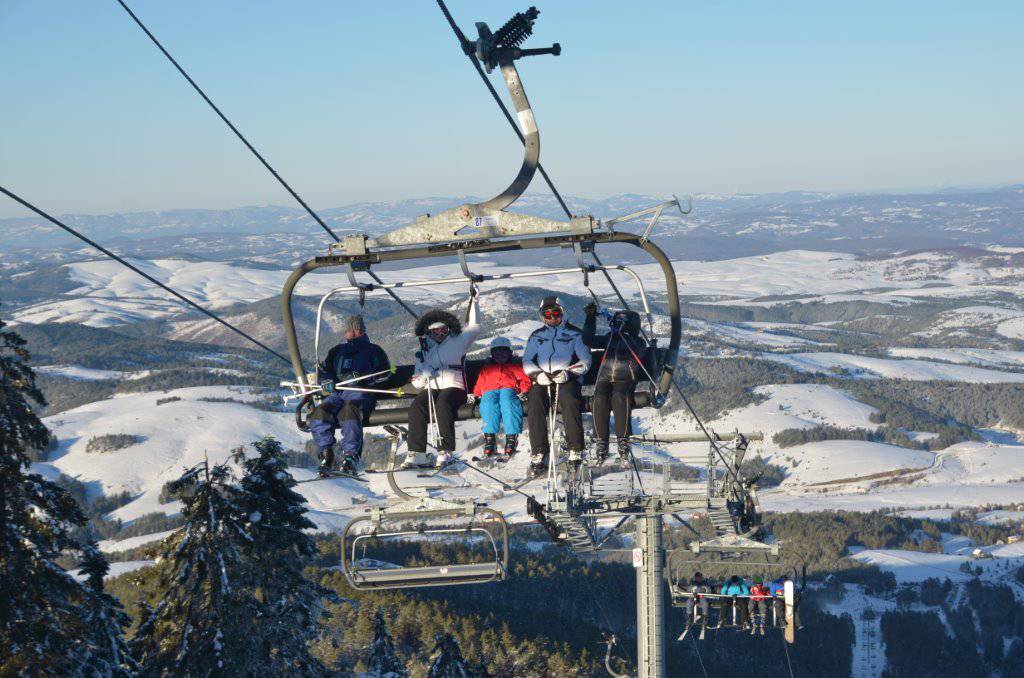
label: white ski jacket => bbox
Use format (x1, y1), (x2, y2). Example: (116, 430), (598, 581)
(412, 298), (481, 391)
(522, 318), (592, 381)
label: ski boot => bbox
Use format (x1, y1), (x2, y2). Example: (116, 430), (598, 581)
(529, 452), (548, 477)
(503, 433), (519, 457)
(594, 440), (609, 466)
(317, 444), (336, 477)
(617, 438), (632, 469)
(482, 433), (498, 457)
(400, 450), (432, 470)
(435, 451), (453, 469)
(759, 623), (765, 636)
(340, 454), (359, 476)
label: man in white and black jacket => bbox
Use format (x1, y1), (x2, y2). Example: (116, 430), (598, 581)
(521, 296), (593, 475)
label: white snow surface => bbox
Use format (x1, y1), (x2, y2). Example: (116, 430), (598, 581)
(850, 547), (1024, 585)
(70, 560), (154, 582)
(888, 347), (1024, 368)
(763, 351), (1024, 383)
(35, 365), (153, 381)
(33, 385), (376, 523)
(99, 529), (179, 553)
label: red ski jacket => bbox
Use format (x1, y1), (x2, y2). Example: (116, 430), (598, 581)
(473, 359), (532, 397)
(749, 584), (772, 600)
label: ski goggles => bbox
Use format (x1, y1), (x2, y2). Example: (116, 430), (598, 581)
(541, 309), (563, 319)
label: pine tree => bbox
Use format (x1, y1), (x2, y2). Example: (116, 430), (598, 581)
(233, 437), (332, 675)
(77, 543), (137, 676)
(0, 318), (132, 674)
(363, 608), (407, 678)
(427, 633), (470, 678)
(132, 459), (259, 675)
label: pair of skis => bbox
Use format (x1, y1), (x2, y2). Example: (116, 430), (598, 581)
(295, 469), (367, 484)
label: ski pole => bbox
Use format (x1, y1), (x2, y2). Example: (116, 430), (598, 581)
(335, 365), (397, 387)
(330, 385), (406, 397)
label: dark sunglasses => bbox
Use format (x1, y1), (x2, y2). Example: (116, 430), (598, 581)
(429, 325), (450, 334)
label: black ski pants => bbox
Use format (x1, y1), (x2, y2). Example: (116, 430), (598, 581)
(408, 387), (466, 453)
(718, 597), (750, 627)
(592, 379), (636, 442)
(526, 380), (584, 458)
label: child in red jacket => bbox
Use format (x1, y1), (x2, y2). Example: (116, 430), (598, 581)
(748, 576), (772, 635)
(473, 337), (533, 457)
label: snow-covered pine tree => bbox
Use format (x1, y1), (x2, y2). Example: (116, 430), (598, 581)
(0, 318), (131, 674)
(233, 437), (332, 675)
(426, 633), (470, 678)
(363, 608), (407, 678)
(77, 543), (137, 676)
(132, 459), (260, 675)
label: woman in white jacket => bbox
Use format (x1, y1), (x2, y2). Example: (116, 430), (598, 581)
(404, 295), (481, 467)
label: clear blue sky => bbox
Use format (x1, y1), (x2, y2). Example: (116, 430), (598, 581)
(1, 1), (1021, 218)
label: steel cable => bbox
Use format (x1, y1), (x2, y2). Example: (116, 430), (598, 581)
(0, 185), (290, 365)
(115, 0), (419, 319)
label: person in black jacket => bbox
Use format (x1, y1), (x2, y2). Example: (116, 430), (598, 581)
(309, 315), (390, 476)
(583, 304), (649, 466)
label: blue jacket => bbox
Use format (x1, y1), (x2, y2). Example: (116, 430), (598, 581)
(318, 335), (390, 401)
(720, 580), (750, 596)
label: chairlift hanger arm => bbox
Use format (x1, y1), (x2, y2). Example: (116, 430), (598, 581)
(367, 8), (565, 249)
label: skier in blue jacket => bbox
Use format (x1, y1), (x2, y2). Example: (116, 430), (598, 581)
(715, 575), (751, 628)
(309, 315), (390, 476)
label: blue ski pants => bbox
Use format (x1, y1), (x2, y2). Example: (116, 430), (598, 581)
(479, 388), (523, 435)
(309, 393), (375, 457)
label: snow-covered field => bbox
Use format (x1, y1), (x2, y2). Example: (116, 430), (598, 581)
(763, 351), (1024, 383)
(13, 248), (1024, 330)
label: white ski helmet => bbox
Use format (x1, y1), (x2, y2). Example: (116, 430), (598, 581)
(489, 336), (512, 351)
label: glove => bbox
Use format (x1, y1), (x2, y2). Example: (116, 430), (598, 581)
(584, 302), (598, 317)
(410, 374), (428, 390)
(552, 370), (570, 384)
(321, 381), (335, 393)
(535, 372), (552, 386)
(518, 392), (529, 402)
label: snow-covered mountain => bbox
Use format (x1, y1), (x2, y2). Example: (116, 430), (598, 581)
(4, 187), (1023, 269)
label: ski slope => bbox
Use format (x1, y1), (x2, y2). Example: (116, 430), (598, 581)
(34, 385), (377, 524)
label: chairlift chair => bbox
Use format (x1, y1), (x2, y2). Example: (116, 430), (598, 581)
(667, 549), (800, 643)
(341, 502), (509, 590)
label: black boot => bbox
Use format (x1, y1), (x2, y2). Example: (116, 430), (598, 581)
(317, 444), (335, 477)
(617, 438), (632, 467)
(483, 433), (498, 457)
(503, 433), (519, 457)
(594, 440), (609, 465)
(340, 454), (359, 476)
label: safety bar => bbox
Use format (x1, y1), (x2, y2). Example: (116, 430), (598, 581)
(312, 264), (653, 368)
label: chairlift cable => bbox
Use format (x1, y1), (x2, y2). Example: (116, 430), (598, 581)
(114, 0), (340, 244)
(781, 632), (796, 678)
(115, 0), (420, 320)
(668, 377), (742, 485)
(690, 634), (709, 678)
(0, 185), (291, 365)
